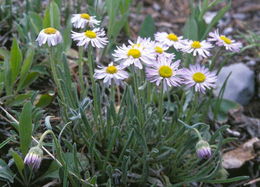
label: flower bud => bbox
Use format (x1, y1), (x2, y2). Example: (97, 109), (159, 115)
(24, 146), (43, 170)
(195, 140), (212, 159)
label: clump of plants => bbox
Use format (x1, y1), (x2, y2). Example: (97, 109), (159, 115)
(0, 0), (249, 186)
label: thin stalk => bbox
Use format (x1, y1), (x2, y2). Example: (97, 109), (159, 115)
(186, 90), (198, 124)
(131, 65), (144, 126)
(87, 46), (99, 121)
(78, 46), (85, 96)
(38, 130), (55, 147)
(49, 48), (66, 103)
(209, 48), (222, 70)
(110, 83), (115, 105)
(158, 84), (164, 135)
(27, 169), (34, 186)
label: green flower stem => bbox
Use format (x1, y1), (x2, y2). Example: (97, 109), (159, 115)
(38, 130), (55, 147)
(158, 83), (164, 134)
(78, 46), (85, 95)
(87, 46), (99, 121)
(192, 128), (203, 140)
(178, 119), (203, 140)
(186, 90), (198, 124)
(49, 48), (66, 103)
(110, 83), (115, 105)
(131, 65), (144, 126)
(210, 47), (222, 70)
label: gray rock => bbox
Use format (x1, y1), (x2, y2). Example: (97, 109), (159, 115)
(233, 13), (247, 20)
(214, 63), (255, 105)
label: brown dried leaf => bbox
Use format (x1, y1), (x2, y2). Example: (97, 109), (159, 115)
(222, 138), (259, 169)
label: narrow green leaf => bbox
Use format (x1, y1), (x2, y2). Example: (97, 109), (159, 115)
(19, 72), (39, 91)
(4, 59), (12, 95)
(204, 176), (249, 184)
(40, 161), (60, 179)
(17, 48), (35, 92)
(63, 18), (72, 52)
(183, 17), (198, 40)
(6, 93), (33, 107)
(139, 15), (156, 39)
(0, 159), (14, 183)
(202, 1), (231, 39)
(29, 11), (43, 34)
(49, 1), (61, 29)
(35, 94), (54, 108)
(19, 102), (32, 156)
(43, 1), (60, 29)
(43, 5), (51, 28)
(10, 38), (22, 83)
(0, 136), (14, 149)
(11, 151), (25, 177)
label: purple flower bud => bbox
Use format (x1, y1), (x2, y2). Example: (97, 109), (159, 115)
(195, 140), (212, 159)
(24, 146), (43, 170)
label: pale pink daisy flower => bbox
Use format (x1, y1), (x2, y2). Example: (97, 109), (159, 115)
(154, 32), (186, 50)
(36, 27), (62, 47)
(208, 29), (242, 52)
(181, 40), (213, 58)
(94, 62), (129, 86)
(113, 38), (156, 69)
(71, 28), (108, 48)
(24, 146), (43, 170)
(71, 13), (100, 28)
(146, 56), (182, 91)
(181, 64), (217, 94)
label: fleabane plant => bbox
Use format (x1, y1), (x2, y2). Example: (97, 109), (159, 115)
(32, 7), (244, 186)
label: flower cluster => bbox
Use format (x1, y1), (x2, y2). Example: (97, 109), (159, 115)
(70, 13), (108, 48)
(35, 13), (242, 92)
(94, 29), (242, 92)
(36, 13), (108, 48)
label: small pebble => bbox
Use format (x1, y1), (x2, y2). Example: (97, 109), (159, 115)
(233, 13), (247, 20)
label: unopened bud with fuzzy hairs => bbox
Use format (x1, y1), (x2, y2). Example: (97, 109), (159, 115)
(196, 140), (212, 159)
(24, 146), (43, 170)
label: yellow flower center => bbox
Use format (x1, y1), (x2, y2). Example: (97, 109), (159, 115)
(127, 49), (141, 58)
(155, 46), (164, 54)
(44, 27), (57, 34)
(85, 30), (97, 38)
(220, 35), (232, 44)
(191, 41), (202, 49)
(80, 13), (90, 20)
(167, 33), (178, 41)
(106, 65), (118, 74)
(192, 72), (206, 83)
(159, 65), (173, 78)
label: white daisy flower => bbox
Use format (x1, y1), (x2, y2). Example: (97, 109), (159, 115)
(36, 27), (62, 47)
(128, 36), (152, 49)
(71, 13), (100, 28)
(149, 41), (175, 59)
(94, 62), (129, 86)
(181, 40), (213, 58)
(146, 56), (182, 91)
(71, 28), (108, 48)
(113, 38), (156, 69)
(208, 29), (242, 52)
(155, 32), (185, 50)
(181, 64), (217, 94)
